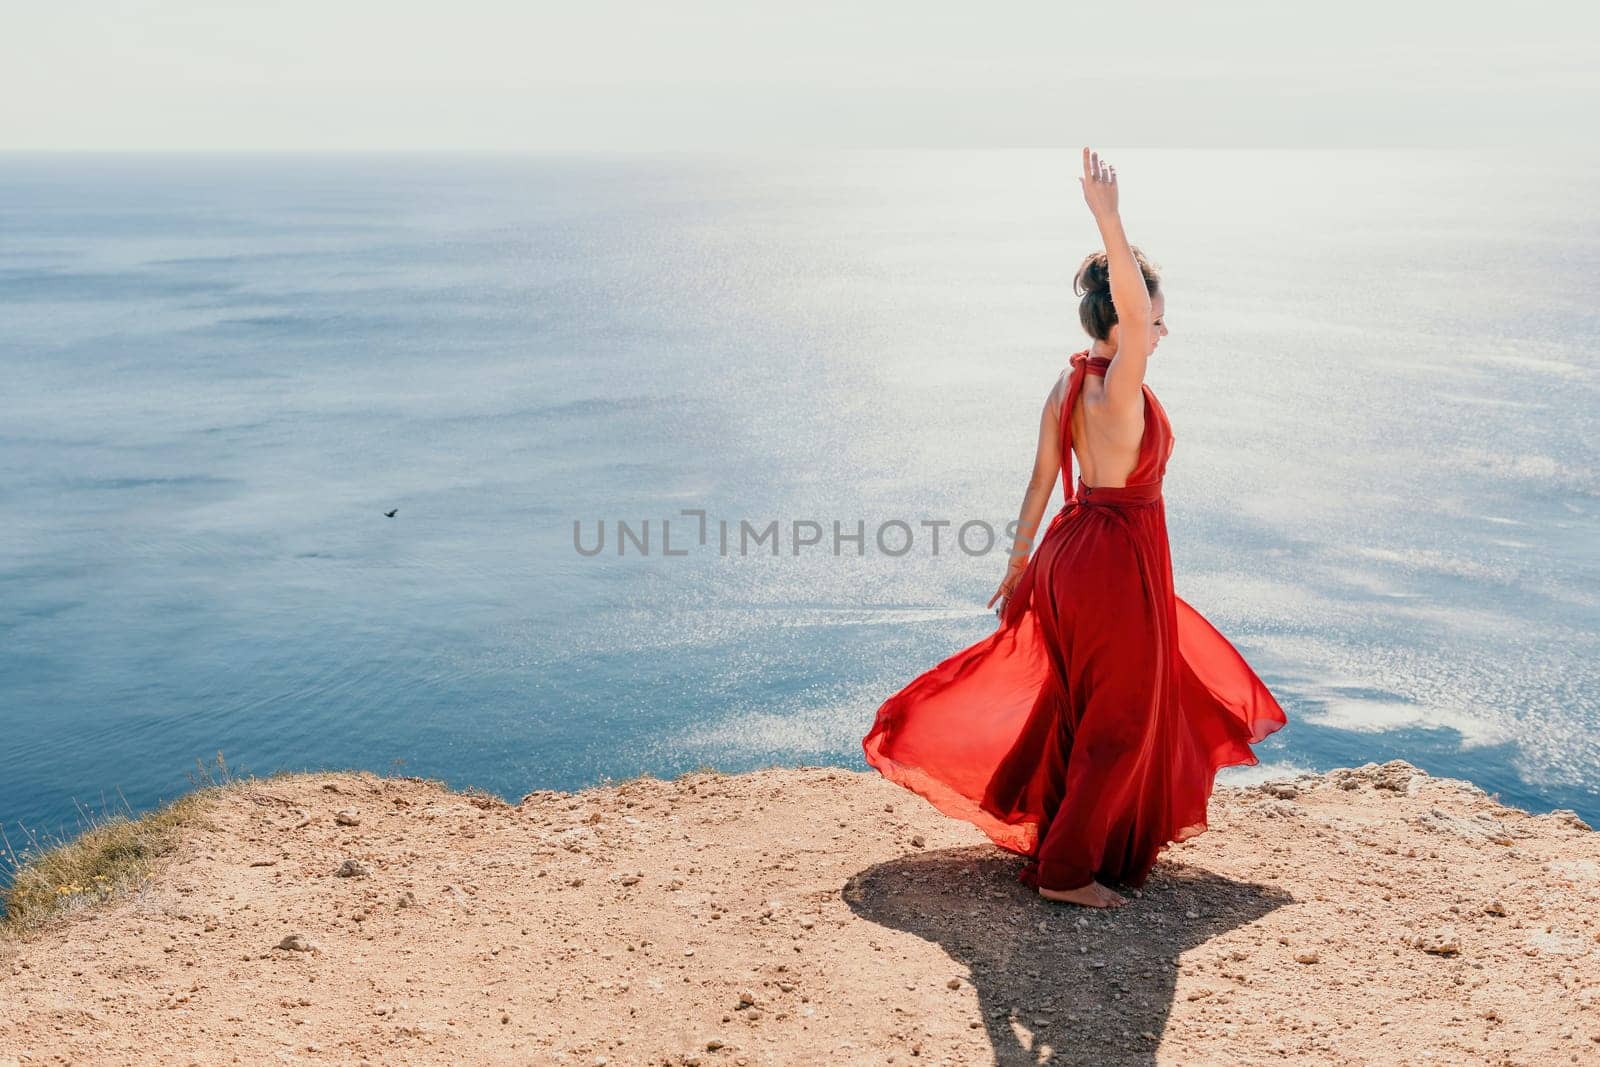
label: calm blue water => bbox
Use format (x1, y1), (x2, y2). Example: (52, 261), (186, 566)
(2, 150), (1597, 866)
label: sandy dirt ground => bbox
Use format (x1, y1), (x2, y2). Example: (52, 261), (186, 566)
(2, 759), (1598, 1066)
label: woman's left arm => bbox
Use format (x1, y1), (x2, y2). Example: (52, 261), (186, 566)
(989, 377), (1064, 616)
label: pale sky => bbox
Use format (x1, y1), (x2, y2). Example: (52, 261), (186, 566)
(2, 0), (1594, 150)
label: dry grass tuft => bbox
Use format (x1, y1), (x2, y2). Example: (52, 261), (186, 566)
(0, 755), (476, 942)
(1, 752), (241, 938)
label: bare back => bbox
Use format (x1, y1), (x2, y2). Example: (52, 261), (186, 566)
(1057, 373), (1145, 489)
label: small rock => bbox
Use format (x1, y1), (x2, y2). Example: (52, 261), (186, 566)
(947, 978), (962, 990)
(1373, 760), (1424, 792)
(1294, 951), (1319, 964)
(1484, 900), (1507, 916)
(910, 835), (926, 848)
(275, 934), (316, 952)
(335, 859), (370, 878)
(1420, 929), (1460, 956)
(335, 809), (361, 826)
(1548, 809), (1593, 831)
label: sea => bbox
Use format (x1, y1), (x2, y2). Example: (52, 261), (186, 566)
(2, 149), (1596, 871)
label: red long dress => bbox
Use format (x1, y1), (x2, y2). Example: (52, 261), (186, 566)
(862, 349), (1288, 892)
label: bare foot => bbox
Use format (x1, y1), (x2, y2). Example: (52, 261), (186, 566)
(1038, 880), (1129, 908)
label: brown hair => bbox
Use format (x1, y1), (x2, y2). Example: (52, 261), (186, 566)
(1074, 246), (1162, 342)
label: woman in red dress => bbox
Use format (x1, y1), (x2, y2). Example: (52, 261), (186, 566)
(862, 148), (1288, 909)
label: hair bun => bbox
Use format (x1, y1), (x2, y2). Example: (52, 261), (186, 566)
(1073, 252), (1112, 297)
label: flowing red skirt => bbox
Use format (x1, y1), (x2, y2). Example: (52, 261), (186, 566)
(861, 475), (1288, 891)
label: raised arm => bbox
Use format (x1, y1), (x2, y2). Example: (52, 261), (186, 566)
(1079, 147), (1152, 413)
(988, 373), (1065, 618)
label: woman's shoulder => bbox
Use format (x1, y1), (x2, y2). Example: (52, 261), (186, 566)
(1053, 351), (1094, 402)
(1045, 366), (1072, 419)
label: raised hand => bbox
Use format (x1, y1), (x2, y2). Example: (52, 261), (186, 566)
(1079, 146), (1119, 220)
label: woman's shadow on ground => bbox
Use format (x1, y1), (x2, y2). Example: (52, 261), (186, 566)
(844, 847), (1292, 1066)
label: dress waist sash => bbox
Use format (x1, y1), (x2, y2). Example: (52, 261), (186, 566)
(1072, 475), (1163, 507)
